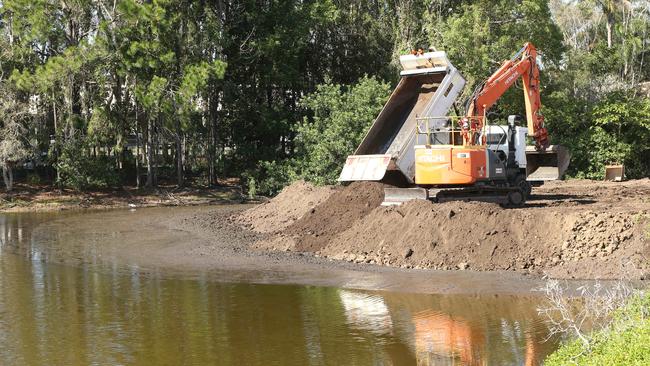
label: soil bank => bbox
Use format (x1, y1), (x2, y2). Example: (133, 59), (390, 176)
(233, 180), (650, 280)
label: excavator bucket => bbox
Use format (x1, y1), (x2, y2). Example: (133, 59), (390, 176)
(525, 145), (571, 181)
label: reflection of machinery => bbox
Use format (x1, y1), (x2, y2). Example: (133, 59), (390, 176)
(413, 310), (484, 366)
(412, 310), (541, 366)
(338, 290), (393, 335)
(337, 290), (547, 365)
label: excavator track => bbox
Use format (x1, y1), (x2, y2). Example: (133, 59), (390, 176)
(382, 186), (526, 208)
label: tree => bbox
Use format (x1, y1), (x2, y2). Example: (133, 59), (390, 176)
(597, 0), (630, 48)
(0, 0), (648, 191)
(117, 0), (226, 187)
(0, 84), (33, 191)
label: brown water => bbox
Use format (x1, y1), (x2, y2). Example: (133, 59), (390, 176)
(0, 208), (561, 365)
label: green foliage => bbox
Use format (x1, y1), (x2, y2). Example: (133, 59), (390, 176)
(251, 76), (390, 194)
(293, 76), (391, 185)
(437, 0), (564, 98)
(26, 173), (42, 185)
(246, 160), (297, 197)
(0, 0), (649, 191)
(546, 91), (650, 179)
(178, 61), (227, 110)
(54, 138), (120, 190)
(545, 292), (650, 366)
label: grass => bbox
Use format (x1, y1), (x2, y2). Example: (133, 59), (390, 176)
(545, 291), (649, 365)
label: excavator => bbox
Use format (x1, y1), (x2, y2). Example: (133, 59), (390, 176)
(339, 42), (569, 207)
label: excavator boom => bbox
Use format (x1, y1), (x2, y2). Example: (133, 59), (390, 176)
(465, 43), (549, 150)
(410, 42), (569, 206)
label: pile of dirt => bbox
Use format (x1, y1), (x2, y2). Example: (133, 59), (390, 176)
(235, 179), (650, 280)
(321, 201), (648, 279)
(236, 181), (337, 233)
(287, 181), (385, 252)
(253, 181), (385, 252)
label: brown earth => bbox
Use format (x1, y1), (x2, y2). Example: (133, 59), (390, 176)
(247, 181), (385, 252)
(234, 179), (650, 280)
(236, 180), (337, 233)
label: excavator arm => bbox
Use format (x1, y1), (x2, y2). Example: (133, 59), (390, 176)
(463, 43), (549, 150)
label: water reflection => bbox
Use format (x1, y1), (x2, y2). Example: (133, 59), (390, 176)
(0, 211), (559, 365)
(335, 289), (554, 366)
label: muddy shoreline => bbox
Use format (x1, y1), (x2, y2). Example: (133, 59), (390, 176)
(0, 183), (246, 213)
(5, 178), (649, 286)
(5, 205), (558, 295)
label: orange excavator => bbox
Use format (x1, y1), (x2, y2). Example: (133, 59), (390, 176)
(463, 42), (548, 150)
(403, 42), (569, 207)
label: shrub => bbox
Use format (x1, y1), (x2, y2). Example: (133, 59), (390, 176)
(544, 291), (649, 365)
(54, 138), (121, 190)
(255, 76), (391, 195)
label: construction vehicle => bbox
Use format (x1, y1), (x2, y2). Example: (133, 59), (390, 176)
(339, 43), (569, 207)
(338, 50), (466, 184)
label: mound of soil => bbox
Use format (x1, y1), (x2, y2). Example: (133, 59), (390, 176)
(321, 200), (648, 279)
(235, 179), (650, 280)
(236, 181), (337, 233)
(285, 181), (385, 252)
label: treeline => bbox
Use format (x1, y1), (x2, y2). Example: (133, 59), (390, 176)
(0, 0), (648, 193)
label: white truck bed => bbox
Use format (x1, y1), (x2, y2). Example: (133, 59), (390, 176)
(339, 51), (466, 183)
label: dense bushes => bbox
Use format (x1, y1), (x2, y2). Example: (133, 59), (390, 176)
(248, 77), (391, 195)
(545, 91), (650, 180)
(54, 138), (121, 190)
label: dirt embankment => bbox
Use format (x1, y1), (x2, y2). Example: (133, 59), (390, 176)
(234, 179), (650, 280)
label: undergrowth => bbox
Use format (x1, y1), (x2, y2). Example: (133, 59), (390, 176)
(543, 287), (649, 365)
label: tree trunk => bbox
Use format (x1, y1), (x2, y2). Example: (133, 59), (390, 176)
(135, 108), (141, 188)
(208, 114), (216, 186)
(606, 15), (614, 49)
(208, 91), (219, 186)
(53, 98), (60, 182)
(146, 117), (155, 188)
(2, 163), (13, 192)
(175, 126), (184, 187)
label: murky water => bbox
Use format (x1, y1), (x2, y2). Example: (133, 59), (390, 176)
(0, 208), (560, 365)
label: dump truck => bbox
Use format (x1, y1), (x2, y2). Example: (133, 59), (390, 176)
(339, 43), (570, 207)
(338, 50), (466, 184)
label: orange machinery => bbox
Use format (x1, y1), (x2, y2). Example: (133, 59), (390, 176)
(408, 42), (569, 207)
